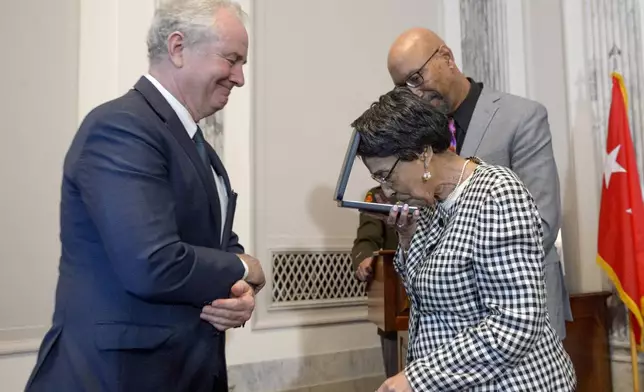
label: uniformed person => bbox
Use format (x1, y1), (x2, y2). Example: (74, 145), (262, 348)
(351, 186), (398, 281)
(351, 186), (399, 377)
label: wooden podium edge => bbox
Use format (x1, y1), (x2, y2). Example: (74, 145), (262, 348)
(367, 249), (409, 333)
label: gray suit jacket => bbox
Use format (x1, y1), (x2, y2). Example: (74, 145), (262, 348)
(460, 88), (572, 339)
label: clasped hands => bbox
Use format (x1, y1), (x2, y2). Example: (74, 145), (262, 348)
(200, 253), (266, 331)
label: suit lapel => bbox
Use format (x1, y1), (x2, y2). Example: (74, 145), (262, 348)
(460, 90), (502, 157)
(221, 192), (237, 248)
(206, 146), (231, 190)
(205, 145), (238, 248)
(133, 77), (223, 246)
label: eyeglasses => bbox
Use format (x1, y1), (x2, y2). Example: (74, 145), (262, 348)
(372, 158), (401, 185)
(404, 46), (441, 88)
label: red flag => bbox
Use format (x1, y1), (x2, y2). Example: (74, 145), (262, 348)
(597, 72), (644, 349)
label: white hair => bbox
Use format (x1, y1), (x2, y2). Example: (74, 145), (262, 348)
(147, 0), (245, 63)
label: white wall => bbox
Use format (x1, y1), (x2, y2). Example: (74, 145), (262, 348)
(523, 0), (606, 294)
(0, 0), (80, 388)
(522, 0), (605, 294)
(0, 354), (38, 392)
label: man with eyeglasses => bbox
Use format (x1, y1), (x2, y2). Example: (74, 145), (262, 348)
(25, 2), (264, 391)
(384, 27), (572, 341)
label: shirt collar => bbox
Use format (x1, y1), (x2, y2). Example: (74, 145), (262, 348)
(451, 77), (483, 132)
(144, 74), (198, 138)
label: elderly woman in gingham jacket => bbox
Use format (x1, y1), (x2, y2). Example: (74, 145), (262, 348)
(351, 87), (576, 392)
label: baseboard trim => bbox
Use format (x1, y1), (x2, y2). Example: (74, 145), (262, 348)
(0, 339), (41, 356)
(610, 337), (644, 364)
(0, 325), (48, 355)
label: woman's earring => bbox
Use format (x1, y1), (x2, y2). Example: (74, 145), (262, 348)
(422, 150), (431, 182)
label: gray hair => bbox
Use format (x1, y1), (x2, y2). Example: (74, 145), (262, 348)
(147, 0), (245, 63)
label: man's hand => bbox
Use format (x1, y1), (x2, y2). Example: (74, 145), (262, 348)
(238, 253), (265, 292)
(356, 257), (375, 282)
(376, 372), (412, 392)
(200, 280), (255, 331)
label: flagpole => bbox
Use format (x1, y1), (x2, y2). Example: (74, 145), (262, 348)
(609, 43), (639, 390)
(631, 327), (640, 392)
(604, 43), (641, 391)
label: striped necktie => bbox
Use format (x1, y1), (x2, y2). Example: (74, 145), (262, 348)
(193, 126), (210, 168)
(448, 118), (457, 152)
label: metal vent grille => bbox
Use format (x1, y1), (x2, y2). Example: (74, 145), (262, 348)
(271, 250), (366, 304)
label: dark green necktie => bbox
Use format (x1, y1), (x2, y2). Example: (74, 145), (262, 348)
(193, 126), (210, 168)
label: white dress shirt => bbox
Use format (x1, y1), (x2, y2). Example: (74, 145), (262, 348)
(144, 74), (247, 278)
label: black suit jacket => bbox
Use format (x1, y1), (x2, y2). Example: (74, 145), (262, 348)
(25, 77), (245, 392)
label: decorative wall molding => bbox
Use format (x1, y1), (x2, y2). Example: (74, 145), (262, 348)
(250, 231), (370, 327)
(254, 250), (368, 329)
(200, 111), (225, 159)
(251, 246), (369, 330)
(271, 250), (365, 306)
(611, 337), (644, 364)
(448, 0), (527, 97)
(505, 0), (527, 97)
(581, 0), (644, 185)
(0, 326), (48, 356)
(442, 0), (462, 69)
(0, 339), (41, 356)
(253, 300), (368, 330)
(459, 0), (509, 92)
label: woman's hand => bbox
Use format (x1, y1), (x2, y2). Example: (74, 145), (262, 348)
(376, 371), (412, 392)
(387, 203), (419, 250)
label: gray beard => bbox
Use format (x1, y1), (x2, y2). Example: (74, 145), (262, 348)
(421, 92), (451, 114)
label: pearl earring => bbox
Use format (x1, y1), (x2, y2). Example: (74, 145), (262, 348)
(422, 150), (432, 182)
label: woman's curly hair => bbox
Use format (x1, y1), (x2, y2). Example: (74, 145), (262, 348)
(351, 86), (451, 161)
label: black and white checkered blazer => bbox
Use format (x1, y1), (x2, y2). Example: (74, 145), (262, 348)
(396, 163), (576, 391)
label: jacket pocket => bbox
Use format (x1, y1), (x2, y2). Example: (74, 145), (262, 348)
(94, 322), (174, 351)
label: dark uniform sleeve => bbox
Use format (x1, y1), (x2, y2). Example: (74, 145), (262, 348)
(351, 211), (386, 271)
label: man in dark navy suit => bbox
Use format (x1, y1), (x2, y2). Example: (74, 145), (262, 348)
(25, 1), (264, 391)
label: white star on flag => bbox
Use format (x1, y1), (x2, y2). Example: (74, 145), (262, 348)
(604, 145), (627, 188)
